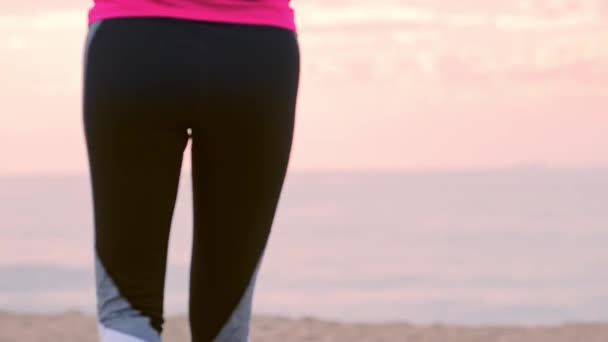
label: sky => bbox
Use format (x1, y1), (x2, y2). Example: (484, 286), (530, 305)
(0, 0), (607, 174)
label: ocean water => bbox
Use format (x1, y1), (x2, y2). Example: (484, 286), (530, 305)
(0, 167), (607, 325)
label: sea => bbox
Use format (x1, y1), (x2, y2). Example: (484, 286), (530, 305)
(0, 167), (607, 326)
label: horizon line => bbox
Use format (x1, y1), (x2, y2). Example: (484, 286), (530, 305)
(1, 164), (607, 178)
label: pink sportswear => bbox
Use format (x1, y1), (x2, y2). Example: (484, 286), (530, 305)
(88, 0), (296, 32)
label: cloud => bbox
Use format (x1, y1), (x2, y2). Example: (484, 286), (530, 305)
(0, 10), (84, 31)
(0, 1), (87, 14)
(296, 4), (437, 28)
(5, 34), (28, 50)
(296, 1), (603, 30)
(494, 13), (598, 29)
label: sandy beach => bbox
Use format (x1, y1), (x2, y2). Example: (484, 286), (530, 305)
(1, 311), (607, 342)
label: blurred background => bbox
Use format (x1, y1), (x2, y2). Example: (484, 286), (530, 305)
(1, 0), (607, 327)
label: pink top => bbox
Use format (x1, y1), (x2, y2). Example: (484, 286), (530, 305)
(88, 0), (296, 32)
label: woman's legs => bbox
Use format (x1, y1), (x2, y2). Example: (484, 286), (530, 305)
(83, 18), (192, 341)
(187, 22), (300, 341)
(83, 17), (299, 342)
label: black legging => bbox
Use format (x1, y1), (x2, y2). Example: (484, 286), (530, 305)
(82, 17), (300, 342)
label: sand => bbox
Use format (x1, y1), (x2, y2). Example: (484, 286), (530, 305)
(1, 311), (607, 341)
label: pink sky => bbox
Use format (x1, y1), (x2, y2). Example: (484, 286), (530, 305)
(0, 0), (607, 174)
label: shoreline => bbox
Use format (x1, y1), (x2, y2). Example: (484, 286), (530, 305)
(1, 311), (607, 341)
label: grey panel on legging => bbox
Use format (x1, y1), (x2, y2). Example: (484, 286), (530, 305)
(214, 257), (262, 342)
(84, 20), (103, 68)
(95, 254), (161, 342)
